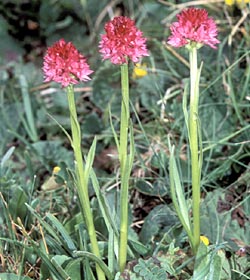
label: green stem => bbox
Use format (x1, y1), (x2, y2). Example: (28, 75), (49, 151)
(66, 85), (106, 280)
(189, 47), (201, 254)
(119, 63), (130, 272)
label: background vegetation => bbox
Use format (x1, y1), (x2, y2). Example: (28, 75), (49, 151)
(0, 0), (249, 279)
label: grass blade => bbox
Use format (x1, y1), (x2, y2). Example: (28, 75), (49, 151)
(73, 250), (113, 280)
(46, 213), (77, 252)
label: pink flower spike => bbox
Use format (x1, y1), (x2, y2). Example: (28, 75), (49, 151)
(167, 8), (220, 49)
(99, 16), (149, 65)
(43, 39), (93, 87)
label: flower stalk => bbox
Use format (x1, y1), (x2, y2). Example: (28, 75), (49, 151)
(189, 47), (202, 253)
(66, 85), (106, 280)
(99, 16), (148, 272)
(167, 7), (219, 254)
(119, 63), (130, 272)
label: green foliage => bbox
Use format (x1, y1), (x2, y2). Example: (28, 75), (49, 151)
(139, 205), (178, 246)
(135, 178), (168, 197)
(133, 258), (166, 280)
(200, 188), (250, 279)
(192, 243), (222, 280)
(92, 63), (123, 118)
(201, 188), (250, 246)
(0, 0), (250, 279)
(0, 15), (24, 62)
(31, 140), (74, 169)
(8, 187), (28, 221)
(0, 102), (23, 154)
(0, 274), (32, 280)
(169, 142), (193, 247)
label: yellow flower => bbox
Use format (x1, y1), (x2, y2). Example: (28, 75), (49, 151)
(132, 63), (148, 79)
(225, 0), (234, 6)
(225, 0), (250, 7)
(53, 166), (61, 174)
(237, 0), (250, 3)
(200, 235), (209, 246)
(41, 166), (62, 190)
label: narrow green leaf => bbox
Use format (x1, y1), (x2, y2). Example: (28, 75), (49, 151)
(46, 213), (77, 252)
(51, 256), (71, 279)
(168, 140), (193, 248)
(7, 129), (34, 150)
(182, 82), (190, 142)
(90, 169), (119, 236)
(208, 254), (222, 280)
(241, 61), (250, 101)
(192, 242), (209, 280)
(169, 144), (191, 232)
(89, 169), (121, 261)
(0, 238), (67, 279)
(0, 273), (33, 280)
(64, 258), (81, 280)
(128, 239), (148, 256)
(107, 224), (115, 274)
(9, 187), (28, 221)
(73, 250), (113, 280)
(0, 198), (18, 256)
(84, 137), (97, 182)
(37, 250), (68, 280)
(114, 272), (121, 280)
(128, 120), (135, 173)
(47, 113), (73, 146)
(109, 106), (120, 154)
(231, 270), (250, 279)
(197, 115), (203, 184)
(1, 146), (15, 168)
(19, 74), (38, 142)
(78, 223), (95, 280)
(202, 124), (250, 153)
(227, 71), (244, 125)
(25, 204), (61, 244)
(44, 235), (68, 255)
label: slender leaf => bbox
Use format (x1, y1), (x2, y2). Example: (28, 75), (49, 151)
(47, 113), (73, 146)
(0, 273), (33, 280)
(25, 204), (62, 244)
(109, 106), (120, 154)
(19, 74), (38, 142)
(192, 242), (209, 280)
(169, 143), (191, 234)
(90, 169), (119, 236)
(73, 250), (113, 280)
(64, 258), (81, 280)
(84, 136), (97, 183)
(0, 146), (15, 168)
(46, 213), (77, 252)
(128, 121), (135, 173)
(107, 223), (115, 274)
(182, 82), (190, 142)
(0, 238), (67, 279)
(207, 254), (222, 280)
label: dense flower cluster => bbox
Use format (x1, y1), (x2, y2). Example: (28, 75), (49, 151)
(99, 16), (149, 64)
(43, 39), (93, 87)
(168, 8), (219, 49)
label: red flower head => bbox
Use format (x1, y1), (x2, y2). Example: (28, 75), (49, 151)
(168, 8), (220, 49)
(43, 39), (93, 87)
(99, 16), (149, 65)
